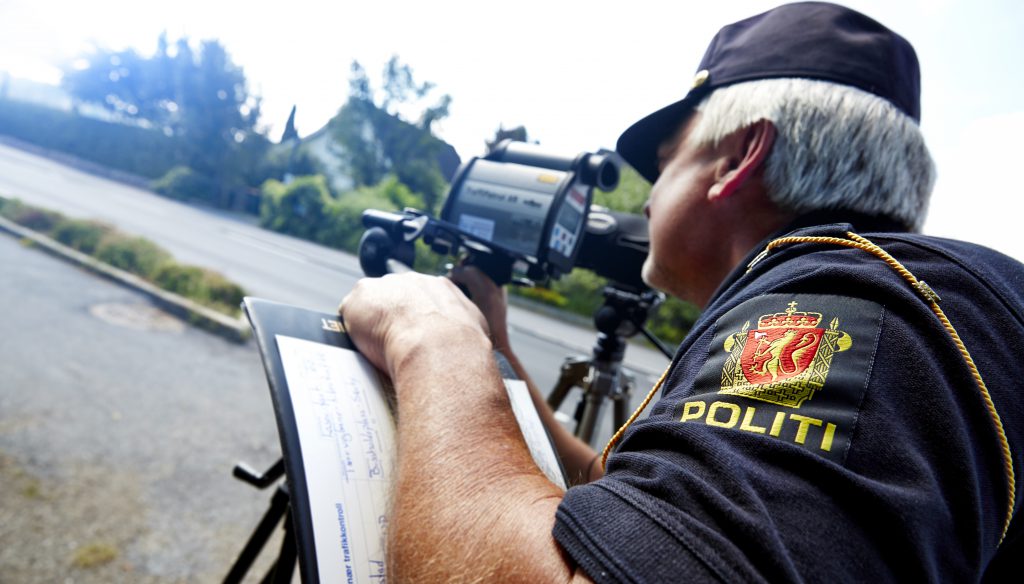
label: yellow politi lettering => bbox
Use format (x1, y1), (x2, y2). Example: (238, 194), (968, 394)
(680, 401), (706, 422)
(821, 423), (837, 452)
(681, 400), (839, 453)
(739, 407), (767, 433)
(789, 414), (823, 445)
(707, 402), (741, 428)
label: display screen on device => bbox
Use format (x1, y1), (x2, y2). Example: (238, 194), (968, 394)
(548, 186), (587, 260)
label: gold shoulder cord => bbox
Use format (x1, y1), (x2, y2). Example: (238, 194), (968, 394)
(599, 231), (1016, 544)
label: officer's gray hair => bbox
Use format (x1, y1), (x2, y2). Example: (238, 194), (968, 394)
(690, 78), (935, 231)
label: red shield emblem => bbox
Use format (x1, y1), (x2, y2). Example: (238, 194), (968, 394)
(720, 301), (853, 408)
(740, 328), (823, 385)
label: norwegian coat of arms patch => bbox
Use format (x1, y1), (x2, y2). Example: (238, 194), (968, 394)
(682, 294), (882, 463)
(720, 301), (852, 407)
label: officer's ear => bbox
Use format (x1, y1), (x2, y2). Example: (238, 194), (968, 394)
(708, 119), (776, 201)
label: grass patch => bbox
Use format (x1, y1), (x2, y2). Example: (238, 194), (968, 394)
(1, 453), (46, 500)
(21, 479), (42, 499)
(71, 542), (119, 568)
(0, 196), (245, 316)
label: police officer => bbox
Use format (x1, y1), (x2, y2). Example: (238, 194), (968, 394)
(340, 2), (1023, 580)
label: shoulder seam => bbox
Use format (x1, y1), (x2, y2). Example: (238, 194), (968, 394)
(867, 234), (1024, 330)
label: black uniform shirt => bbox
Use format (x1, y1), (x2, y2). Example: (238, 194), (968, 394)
(553, 216), (1024, 582)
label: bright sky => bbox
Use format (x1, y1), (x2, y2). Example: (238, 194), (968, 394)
(1, 0), (1022, 260)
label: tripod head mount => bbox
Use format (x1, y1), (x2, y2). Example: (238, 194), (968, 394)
(594, 285), (665, 339)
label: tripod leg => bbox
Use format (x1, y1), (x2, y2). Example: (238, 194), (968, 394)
(575, 392), (606, 446)
(223, 485), (290, 584)
(612, 392), (631, 434)
(264, 514), (298, 584)
(547, 358), (589, 411)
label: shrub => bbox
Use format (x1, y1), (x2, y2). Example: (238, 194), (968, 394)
(152, 264), (205, 296)
(317, 180), (399, 253)
(592, 164), (651, 215)
(255, 142), (323, 185)
(94, 233), (171, 279)
(151, 166), (218, 203)
(525, 267), (699, 347)
(0, 198), (64, 232)
(413, 239), (448, 274)
(515, 286), (569, 308)
(648, 297), (701, 347)
(260, 174), (420, 255)
(153, 264), (245, 315)
(196, 272), (245, 313)
(378, 172), (426, 211)
(1, 196), (246, 316)
(550, 269), (607, 317)
(259, 175), (334, 240)
(51, 219), (113, 254)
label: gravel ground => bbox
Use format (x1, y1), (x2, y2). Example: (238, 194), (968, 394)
(0, 234), (293, 582)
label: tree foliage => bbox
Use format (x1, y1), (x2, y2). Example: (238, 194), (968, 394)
(280, 105), (299, 143)
(258, 174), (404, 253)
(0, 98), (181, 179)
(62, 34), (268, 203)
(379, 55), (452, 132)
(329, 56), (454, 213)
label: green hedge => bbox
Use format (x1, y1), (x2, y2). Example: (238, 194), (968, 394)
(51, 219), (113, 254)
(0, 196), (245, 316)
(0, 198), (63, 232)
(93, 233), (171, 279)
(259, 174), (407, 253)
(0, 99), (181, 179)
(260, 175), (335, 241)
(153, 264), (245, 315)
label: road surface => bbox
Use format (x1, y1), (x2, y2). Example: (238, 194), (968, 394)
(1, 233), (282, 582)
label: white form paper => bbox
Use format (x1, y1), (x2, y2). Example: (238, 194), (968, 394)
(277, 335), (395, 584)
(504, 379), (567, 491)
(276, 336), (566, 582)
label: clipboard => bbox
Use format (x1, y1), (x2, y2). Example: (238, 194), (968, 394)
(242, 296), (566, 583)
(244, 297), (369, 582)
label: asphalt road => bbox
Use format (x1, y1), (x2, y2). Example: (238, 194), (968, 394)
(0, 142), (672, 439)
(0, 234), (283, 582)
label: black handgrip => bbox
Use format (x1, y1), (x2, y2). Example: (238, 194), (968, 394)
(358, 227), (415, 277)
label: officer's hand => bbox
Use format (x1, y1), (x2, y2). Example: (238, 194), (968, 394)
(339, 272), (490, 378)
(448, 265), (511, 352)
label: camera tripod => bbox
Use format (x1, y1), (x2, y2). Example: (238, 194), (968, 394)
(222, 458), (297, 584)
(546, 285), (673, 446)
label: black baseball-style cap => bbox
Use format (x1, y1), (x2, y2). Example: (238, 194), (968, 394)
(616, 2), (921, 183)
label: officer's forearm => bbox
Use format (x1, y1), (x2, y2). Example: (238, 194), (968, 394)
(386, 332), (588, 582)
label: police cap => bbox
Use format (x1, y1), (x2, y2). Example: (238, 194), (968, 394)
(616, 2), (921, 183)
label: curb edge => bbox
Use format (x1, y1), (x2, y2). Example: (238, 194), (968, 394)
(0, 215), (250, 343)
